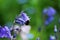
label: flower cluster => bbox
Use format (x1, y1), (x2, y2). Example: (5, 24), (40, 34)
(14, 11), (32, 40)
(0, 11), (31, 40)
(43, 7), (56, 25)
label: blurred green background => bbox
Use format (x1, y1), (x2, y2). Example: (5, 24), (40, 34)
(0, 0), (60, 40)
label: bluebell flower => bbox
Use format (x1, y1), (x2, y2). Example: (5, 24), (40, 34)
(47, 16), (54, 22)
(45, 16), (54, 25)
(43, 7), (56, 25)
(43, 7), (56, 16)
(15, 11), (30, 25)
(0, 26), (4, 38)
(15, 18), (25, 25)
(4, 26), (11, 38)
(0, 26), (11, 38)
(44, 20), (49, 25)
(20, 11), (30, 21)
(47, 7), (56, 16)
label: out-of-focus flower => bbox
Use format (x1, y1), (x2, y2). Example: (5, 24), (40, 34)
(15, 11), (30, 25)
(47, 7), (56, 16)
(17, 0), (28, 4)
(50, 35), (56, 40)
(43, 7), (56, 16)
(20, 11), (30, 21)
(44, 16), (54, 25)
(48, 16), (54, 22)
(44, 20), (49, 25)
(14, 11), (31, 40)
(54, 25), (57, 33)
(3, 26), (11, 38)
(0, 26), (4, 38)
(0, 26), (11, 38)
(43, 7), (56, 25)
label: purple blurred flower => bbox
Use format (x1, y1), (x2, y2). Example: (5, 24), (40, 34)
(4, 26), (11, 38)
(0, 26), (4, 38)
(48, 16), (54, 22)
(44, 20), (49, 25)
(0, 26), (11, 38)
(43, 7), (56, 16)
(20, 11), (30, 21)
(44, 16), (54, 25)
(47, 7), (56, 16)
(43, 7), (56, 25)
